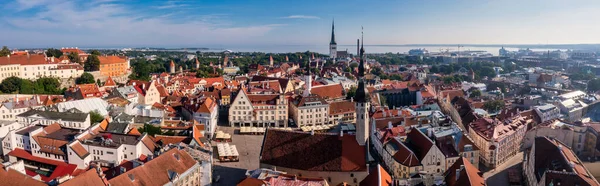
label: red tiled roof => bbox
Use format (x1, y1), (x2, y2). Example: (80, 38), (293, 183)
(0, 164), (47, 186)
(444, 157), (486, 186)
(8, 149), (78, 182)
(70, 141), (89, 159)
(329, 101), (355, 115)
(389, 139), (420, 167)
(359, 164), (393, 186)
(260, 129), (366, 172)
(104, 76), (116, 87)
(311, 84), (344, 100)
(60, 168), (109, 186)
(405, 129), (434, 160)
(237, 177), (266, 186)
(108, 149), (198, 186)
(127, 127), (141, 136)
(152, 135), (191, 147)
(0, 54), (54, 66)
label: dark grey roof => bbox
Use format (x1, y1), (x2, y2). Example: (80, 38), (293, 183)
(106, 122), (129, 133)
(81, 132), (140, 148)
(15, 126), (43, 135)
(17, 109), (89, 122)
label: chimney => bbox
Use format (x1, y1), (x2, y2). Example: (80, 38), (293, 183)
(340, 130), (344, 137)
(310, 129), (314, 136)
(455, 168), (461, 181)
(142, 83), (146, 90)
(388, 121), (393, 129)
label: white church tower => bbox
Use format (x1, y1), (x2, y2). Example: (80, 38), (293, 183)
(354, 29), (369, 146)
(329, 20), (337, 59)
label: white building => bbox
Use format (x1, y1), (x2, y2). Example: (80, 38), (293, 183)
(67, 132), (156, 169)
(0, 98), (43, 121)
(558, 99), (587, 122)
(0, 54), (84, 82)
(17, 108), (91, 130)
(533, 104), (560, 123)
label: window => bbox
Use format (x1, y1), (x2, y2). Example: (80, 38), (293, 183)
(107, 151), (114, 155)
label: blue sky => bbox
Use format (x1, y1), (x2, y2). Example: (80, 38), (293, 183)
(1, 0), (599, 48)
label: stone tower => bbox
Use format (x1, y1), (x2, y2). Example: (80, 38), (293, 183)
(169, 60), (176, 74)
(329, 20), (337, 59)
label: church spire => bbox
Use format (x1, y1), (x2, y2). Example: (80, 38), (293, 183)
(330, 19), (336, 45)
(354, 27), (369, 103)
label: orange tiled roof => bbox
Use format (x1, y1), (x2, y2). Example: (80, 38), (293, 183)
(104, 76), (116, 87)
(98, 56), (127, 65)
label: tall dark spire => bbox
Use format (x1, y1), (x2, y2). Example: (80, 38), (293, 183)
(358, 26), (365, 77)
(354, 26), (370, 103)
(330, 20), (336, 45)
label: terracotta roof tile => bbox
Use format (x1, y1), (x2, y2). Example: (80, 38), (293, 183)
(311, 84), (344, 100)
(0, 165), (47, 186)
(260, 129), (366, 172)
(444, 157), (485, 186)
(98, 56), (127, 65)
(69, 141), (89, 159)
(107, 148), (198, 186)
(329, 101), (355, 115)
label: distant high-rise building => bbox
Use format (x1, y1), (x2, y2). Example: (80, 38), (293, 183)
(499, 46), (508, 56)
(329, 20), (337, 59)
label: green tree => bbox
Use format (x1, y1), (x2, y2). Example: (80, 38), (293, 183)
(89, 110), (104, 124)
(588, 78), (600, 92)
(0, 46), (9, 57)
(45, 48), (63, 58)
(483, 100), (505, 113)
(430, 65), (440, 73)
(20, 79), (34, 94)
(469, 89), (482, 98)
(76, 73), (95, 84)
(84, 55), (100, 71)
(68, 52), (81, 64)
(139, 124), (163, 136)
(90, 50), (102, 56)
(0, 77), (22, 93)
(346, 86), (357, 99)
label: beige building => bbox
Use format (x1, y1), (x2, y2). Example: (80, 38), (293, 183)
(468, 109), (529, 168)
(289, 95), (329, 127)
(130, 80), (160, 105)
(328, 100), (356, 124)
(0, 54), (84, 82)
(228, 90), (288, 127)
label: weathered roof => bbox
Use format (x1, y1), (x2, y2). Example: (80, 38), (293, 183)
(18, 109), (89, 122)
(260, 129), (366, 172)
(444, 157), (485, 186)
(108, 148), (198, 186)
(311, 84), (344, 100)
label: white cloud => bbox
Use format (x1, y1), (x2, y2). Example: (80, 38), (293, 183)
(280, 15), (320, 19)
(2, 0), (283, 47)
